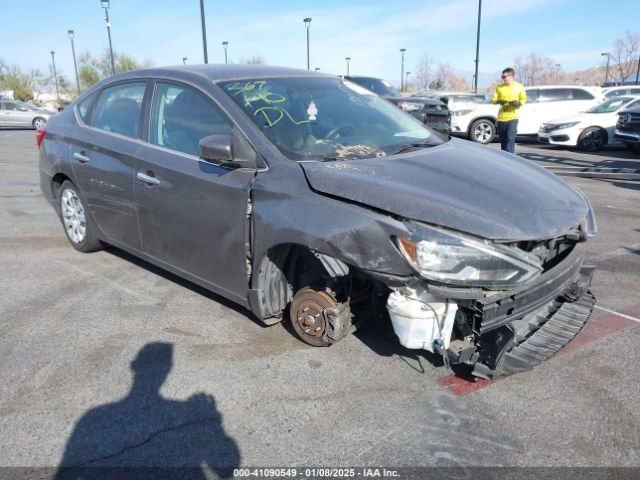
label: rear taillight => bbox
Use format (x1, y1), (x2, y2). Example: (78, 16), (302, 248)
(36, 128), (47, 149)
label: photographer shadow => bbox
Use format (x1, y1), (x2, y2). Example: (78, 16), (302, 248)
(53, 342), (240, 479)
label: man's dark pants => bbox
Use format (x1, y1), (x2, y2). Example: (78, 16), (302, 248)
(497, 119), (518, 153)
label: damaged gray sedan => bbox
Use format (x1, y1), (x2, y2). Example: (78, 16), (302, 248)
(39, 65), (596, 379)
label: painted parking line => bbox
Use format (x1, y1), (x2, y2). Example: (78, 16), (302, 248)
(437, 301), (640, 396)
(593, 305), (640, 323)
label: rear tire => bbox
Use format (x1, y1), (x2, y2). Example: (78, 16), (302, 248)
(469, 119), (496, 144)
(58, 180), (103, 252)
(578, 127), (606, 152)
(32, 117), (46, 130)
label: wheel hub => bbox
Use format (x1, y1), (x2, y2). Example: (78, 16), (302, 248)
(293, 290), (336, 338)
(61, 189), (86, 244)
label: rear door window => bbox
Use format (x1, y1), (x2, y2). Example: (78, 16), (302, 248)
(540, 89), (570, 102)
(91, 82), (147, 138)
(525, 89), (539, 103)
(149, 82), (231, 156)
(570, 89), (595, 100)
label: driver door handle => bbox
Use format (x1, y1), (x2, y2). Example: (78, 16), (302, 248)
(136, 171), (161, 186)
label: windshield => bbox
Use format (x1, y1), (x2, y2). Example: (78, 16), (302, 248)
(220, 77), (441, 161)
(587, 97), (634, 113)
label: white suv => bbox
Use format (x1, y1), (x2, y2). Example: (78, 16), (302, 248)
(447, 86), (603, 144)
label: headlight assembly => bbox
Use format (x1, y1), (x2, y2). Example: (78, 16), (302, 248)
(549, 121), (580, 131)
(395, 225), (543, 288)
(450, 109), (475, 116)
(398, 101), (423, 112)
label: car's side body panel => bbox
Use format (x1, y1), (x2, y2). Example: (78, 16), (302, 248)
(134, 142), (255, 300)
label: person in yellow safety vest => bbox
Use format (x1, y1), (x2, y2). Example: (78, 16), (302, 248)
(492, 67), (527, 153)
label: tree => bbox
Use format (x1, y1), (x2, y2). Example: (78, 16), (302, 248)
(77, 49), (154, 89)
(449, 75), (470, 91)
(79, 65), (100, 90)
(243, 56), (266, 65)
(513, 53), (557, 85)
(610, 30), (640, 82)
(0, 58), (34, 101)
(429, 62), (457, 90)
(414, 54), (434, 91)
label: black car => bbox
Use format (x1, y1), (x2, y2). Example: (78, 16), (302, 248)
(614, 105), (640, 153)
(344, 75), (450, 134)
(39, 65), (596, 379)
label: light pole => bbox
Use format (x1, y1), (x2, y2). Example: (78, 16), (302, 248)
(555, 64), (561, 84)
(406, 72), (411, 91)
(635, 54), (640, 85)
(345, 57), (350, 76)
(101, 1), (116, 75)
(50, 51), (60, 100)
(474, 0), (482, 93)
(601, 52), (610, 84)
(199, 0), (209, 64)
(222, 41), (229, 64)
(68, 30), (80, 94)
(303, 18), (312, 70)
(182, 57), (187, 65)
(400, 48), (406, 91)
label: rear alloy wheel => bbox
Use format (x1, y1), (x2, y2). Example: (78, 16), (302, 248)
(33, 117), (46, 130)
(579, 127), (606, 152)
(290, 287), (339, 347)
(58, 180), (103, 252)
(469, 119), (495, 144)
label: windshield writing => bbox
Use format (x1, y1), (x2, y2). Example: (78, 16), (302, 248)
(220, 77), (440, 161)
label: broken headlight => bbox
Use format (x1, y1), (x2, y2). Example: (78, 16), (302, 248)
(395, 225), (543, 288)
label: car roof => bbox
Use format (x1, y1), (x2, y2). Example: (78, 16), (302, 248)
(527, 85), (601, 92)
(108, 64), (332, 83)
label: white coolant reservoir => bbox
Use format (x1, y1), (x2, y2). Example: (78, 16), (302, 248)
(386, 285), (458, 353)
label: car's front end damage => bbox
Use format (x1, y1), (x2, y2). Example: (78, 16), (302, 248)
(293, 138), (597, 378)
(383, 220), (595, 379)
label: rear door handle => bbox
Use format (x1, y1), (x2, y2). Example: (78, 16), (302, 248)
(72, 151), (90, 163)
(136, 171), (161, 185)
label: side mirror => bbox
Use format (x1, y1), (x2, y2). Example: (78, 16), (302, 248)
(199, 132), (258, 169)
(20, 107), (28, 111)
(199, 134), (233, 164)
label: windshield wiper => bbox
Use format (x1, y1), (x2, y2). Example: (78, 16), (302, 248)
(390, 141), (437, 156)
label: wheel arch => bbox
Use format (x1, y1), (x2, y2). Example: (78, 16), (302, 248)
(51, 173), (72, 212)
(578, 125), (608, 144)
(248, 243), (351, 325)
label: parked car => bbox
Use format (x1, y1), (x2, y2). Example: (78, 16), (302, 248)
(518, 86), (603, 134)
(538, 95), (640, 151)
(603, 86), (640, 98)
(39, 65), (597, 379)
(24, 102), (56, 114)
(614, 104), (640, 153)
(0, 99), (50, 129)
(344, 75), (450, 134)
(446, 85), (603, 144)
(447, 102), (500, 144)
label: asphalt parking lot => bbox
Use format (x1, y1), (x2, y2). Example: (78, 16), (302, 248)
(1, 129), (639, 475)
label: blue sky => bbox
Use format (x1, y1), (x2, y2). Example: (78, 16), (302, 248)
(1, 0), (638, 88)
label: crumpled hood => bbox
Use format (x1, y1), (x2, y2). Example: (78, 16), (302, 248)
(299, 138), (589, 241)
